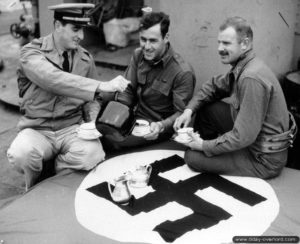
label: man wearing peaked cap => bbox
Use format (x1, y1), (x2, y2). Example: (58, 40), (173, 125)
(7, 3), (130, 191)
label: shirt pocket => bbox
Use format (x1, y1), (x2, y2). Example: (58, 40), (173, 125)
(151, 78), (171, 96)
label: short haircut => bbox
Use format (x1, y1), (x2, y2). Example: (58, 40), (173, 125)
(220, 17), (253, 43)
(53, 19), (83, 29)
(140, 12), (170, 38)
(53, 19), (67, 26)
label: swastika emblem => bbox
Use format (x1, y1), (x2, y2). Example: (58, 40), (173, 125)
(87, 155), (266, 242)
(75, 150), (279, 244)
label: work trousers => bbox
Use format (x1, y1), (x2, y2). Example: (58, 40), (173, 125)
(185, 101), (280, 179)
(7, 125), (105, 190)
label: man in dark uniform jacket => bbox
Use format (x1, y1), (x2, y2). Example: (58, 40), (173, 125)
(99, 11), (195, 150)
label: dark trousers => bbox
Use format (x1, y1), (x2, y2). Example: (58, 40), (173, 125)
(101, 132), (173, 153)
(185, 102), (274, 178)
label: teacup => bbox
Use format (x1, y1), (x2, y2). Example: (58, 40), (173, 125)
(129, 165), (152, 188)
(176, 127), (193, 142)
(80, 122), (96, 130)
(77, 123), (101, 140)
(131, 119), (151, 136)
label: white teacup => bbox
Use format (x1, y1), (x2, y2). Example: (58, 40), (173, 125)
(80, 122), (96, 130)
(131, 119), (151, 136)
(77, 122), (101, 140)
(176, 127), (193, 142)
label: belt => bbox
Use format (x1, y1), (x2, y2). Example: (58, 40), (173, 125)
(255, 112), (298, 153)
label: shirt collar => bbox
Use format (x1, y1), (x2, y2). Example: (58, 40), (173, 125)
(40, 34), (55, 52)
(231, 49), (255, 80)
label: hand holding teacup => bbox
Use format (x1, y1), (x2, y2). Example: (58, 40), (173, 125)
(186, 132), (204, 151)
(131, 119), (151, 137)
(176, 127), (194, 142)
(174, 127), (204, 150)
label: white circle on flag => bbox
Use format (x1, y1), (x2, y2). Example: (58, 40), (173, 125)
(75, 150), (279, 244)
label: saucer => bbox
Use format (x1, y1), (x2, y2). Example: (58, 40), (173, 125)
(131, 126), (151, 137)
(77, 130), (101, 140)
(173, 135), (192, 144)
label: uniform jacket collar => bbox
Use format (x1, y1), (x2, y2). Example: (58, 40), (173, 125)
(39, 33), (89, 68)
(231, 49), (256, 80)
(160, 43), (174, 67)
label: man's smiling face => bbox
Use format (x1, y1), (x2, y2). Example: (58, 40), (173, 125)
(139, 23), (168, 62)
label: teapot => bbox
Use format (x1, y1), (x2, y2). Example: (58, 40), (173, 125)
(108, 175), (131, 205)
(129, 165), (152, 188)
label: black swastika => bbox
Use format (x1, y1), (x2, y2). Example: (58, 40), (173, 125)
(87, 155), (266, 242)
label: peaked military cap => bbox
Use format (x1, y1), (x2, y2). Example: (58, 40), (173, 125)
(48, 3), (95, 26)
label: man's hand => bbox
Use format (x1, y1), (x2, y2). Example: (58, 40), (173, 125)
(98, 75), (130, 93)
(144, 122), (164, 140)
(185, 132), (204, 151)
(173, 109), (193, 131)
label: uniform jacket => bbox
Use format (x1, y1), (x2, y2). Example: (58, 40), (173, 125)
(17, 33), (101, 131)
(187, 50), (290, 168)
(116, 44), (195, 131)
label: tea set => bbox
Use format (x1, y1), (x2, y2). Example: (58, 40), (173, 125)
(107, 164), (152, 205)
(83, 120), (196, 205)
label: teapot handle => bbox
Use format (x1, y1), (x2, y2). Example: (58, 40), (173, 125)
(125, 179), (131, 189)
(107, 181), (114, 196)
(146, 164), (152, 175)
